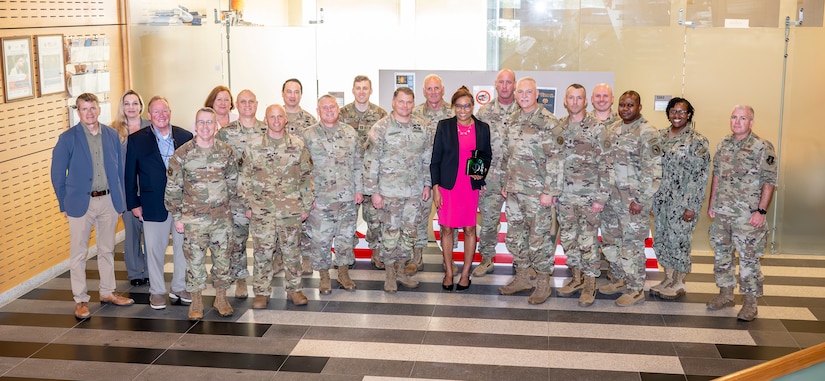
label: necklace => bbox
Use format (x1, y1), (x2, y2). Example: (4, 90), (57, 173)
(457, 123), (473, 136)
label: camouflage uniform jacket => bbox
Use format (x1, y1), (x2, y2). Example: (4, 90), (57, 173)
(238, 133), (314, 218)
(558, 113), (610, 206)
(654, 125), (711, 214)
(164, 139), (237, 223)
(413, 101), (454, 139)
(477, 98), (517, 192)
(287, 108), (317, 137)
(603, 116), (663, 209)
(217, 119), (266, 157)
(589, 111), (620, 126)
(302, 122), (364, 203)
(364, 114), (432, 198)
(339, 102), (388, 151)
(711, 131), (777, 217)
(501, 107), (563, 197)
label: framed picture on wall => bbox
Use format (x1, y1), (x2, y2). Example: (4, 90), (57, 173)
(35, 34), (66, 96)
(2, 36), (35, 102)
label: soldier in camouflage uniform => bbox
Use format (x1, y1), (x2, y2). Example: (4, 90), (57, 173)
(364, 87), (431, 293)
(706, 105), (777, 322)
(651, 98), (710, 300)
(599, 90), (663, 307)
(216, 89), (266, 300)
(339, 75), (388, 269)
(554, 84), (610, 307)
(473, 69), (517, 277)
(497, 77), (563, 305)
(238, 104), (314, 308)
(281, 78), (317, 275)
(164, 107), (237, 320)
(589, 83), (619, 281)
(304, 95), (363, 294)
(409, 74), (455, 276)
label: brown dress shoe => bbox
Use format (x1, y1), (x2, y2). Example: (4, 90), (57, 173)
(100, 293), (135, 306)
(75, 302), (90, 319)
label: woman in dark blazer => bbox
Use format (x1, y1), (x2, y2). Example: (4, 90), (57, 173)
(431, 86), (492, 291)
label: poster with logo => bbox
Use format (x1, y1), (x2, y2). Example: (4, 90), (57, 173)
(537, 87), (556, 114)
(2, 36), (34, 102)
(472, 85), (494, 113)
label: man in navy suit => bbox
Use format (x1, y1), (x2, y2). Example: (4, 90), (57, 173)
(125, 96), (193, 310)
(51, 93), (135, 319)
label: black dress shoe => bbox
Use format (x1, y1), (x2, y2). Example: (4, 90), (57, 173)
(143, 278), (150, 286)
(130, 279), (142, 287)
(442, 283), (454, 292)
(456, 280), (472, 292)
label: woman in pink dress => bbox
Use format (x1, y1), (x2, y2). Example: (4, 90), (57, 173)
(431, 86), (492, 291)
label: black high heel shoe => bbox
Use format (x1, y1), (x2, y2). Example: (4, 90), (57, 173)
(456, 279), (471, 291)
(442, 283), (454, 291)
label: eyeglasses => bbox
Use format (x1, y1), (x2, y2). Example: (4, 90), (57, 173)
(196, 120), (215, 126)
(454, 104), (473, 110)
(668, 110), (688, 116)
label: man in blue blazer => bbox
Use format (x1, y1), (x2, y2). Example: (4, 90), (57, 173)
(51, 93), (135, 319)
(125, 96), (193, 310)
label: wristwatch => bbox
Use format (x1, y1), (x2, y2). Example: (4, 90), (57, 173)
(751, 208), (767, 215)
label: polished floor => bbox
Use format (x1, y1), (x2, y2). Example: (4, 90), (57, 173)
(2, 243), (825, 381)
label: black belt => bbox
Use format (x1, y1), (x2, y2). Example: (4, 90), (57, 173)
(91, 189), (110, 197)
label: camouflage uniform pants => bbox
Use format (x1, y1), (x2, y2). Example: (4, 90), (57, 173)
(362, 195), (381, 252)
(305, 200), (357, 270)
(709, 214), (766, 296)
(379, 196), (420, 265)
(229, 207), (250, 280)
(504, 193), (555, 274)
(558, 200), (601, 277)
(653, 200), (698, 273)
(414, 195), (433, 249)
(478, 186), (505, 260)
(183, 213), (233, 292)
(250, 215), (302, 295)
(601, 193), (650, 291)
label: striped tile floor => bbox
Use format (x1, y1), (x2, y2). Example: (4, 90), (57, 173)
(1, 245), (825, 380)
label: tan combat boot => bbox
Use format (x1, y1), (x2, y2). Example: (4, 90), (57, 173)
(319, 270), (332, 295)
(527, 266), (538, 280)
(384, 263), (397, 293)
(658, 271), (687, 300)
(405, 247), (424, 275)
(234, 278), (248, 299)
(707, 286), (735, 310)
(649, 267), (673, 297)
(251, 294), (269, 309)
(472, 257), (495, 277)
(557, 268), (584, 297)
(213, 288), (234, 317)
(301, 256), (313, 275)
(498, 267), (533, 295)
(615, 289), (645, 306)
(578, 276), (597, 307)
(395, 261), (420, 289)
(737, 294), (758, 321)
(337, 266), (356, 291)
(598, 278), (626, 295)
(188, 291), (203, 320)
(527, 272), (552, 304)
(371, 248), (385, 269)
(287, 290), (308, 306)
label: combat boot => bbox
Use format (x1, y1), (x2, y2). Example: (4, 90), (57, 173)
(598, 278), (626, 295)
(557, 268), (584, 297)
(658, 271), (687, 300)
(737, 294), (759, 321)
(213, 288), (234, 317)
(527, 272), (552, 304)
(287, 290), (308, 306)
(234, 278), (248, 299)
(650, 267), (674, 297)
(318, 270), (332, 294)
(188, 291), (203, 320)
(337, 266), (356, 291)
(498, 267), (533, 295)
(301, 256), (313, 275)
(405, 247), (424, 275)
(615, 289), (645, 306)
(371, 248), (385, 269)
(273, 254), (284, 274)
(527, 266), (538, 280)
(578, 276), (597, 307)
(472, 257), (495, 277)
(395, 261), (420, 289)
(251, 294), (269, 309)
(707, 286), (735, 310)
(384, 263), (397, 293)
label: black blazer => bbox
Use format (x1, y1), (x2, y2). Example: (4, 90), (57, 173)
(430, 116), (492, 191)
(125, 125), (193, 222)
